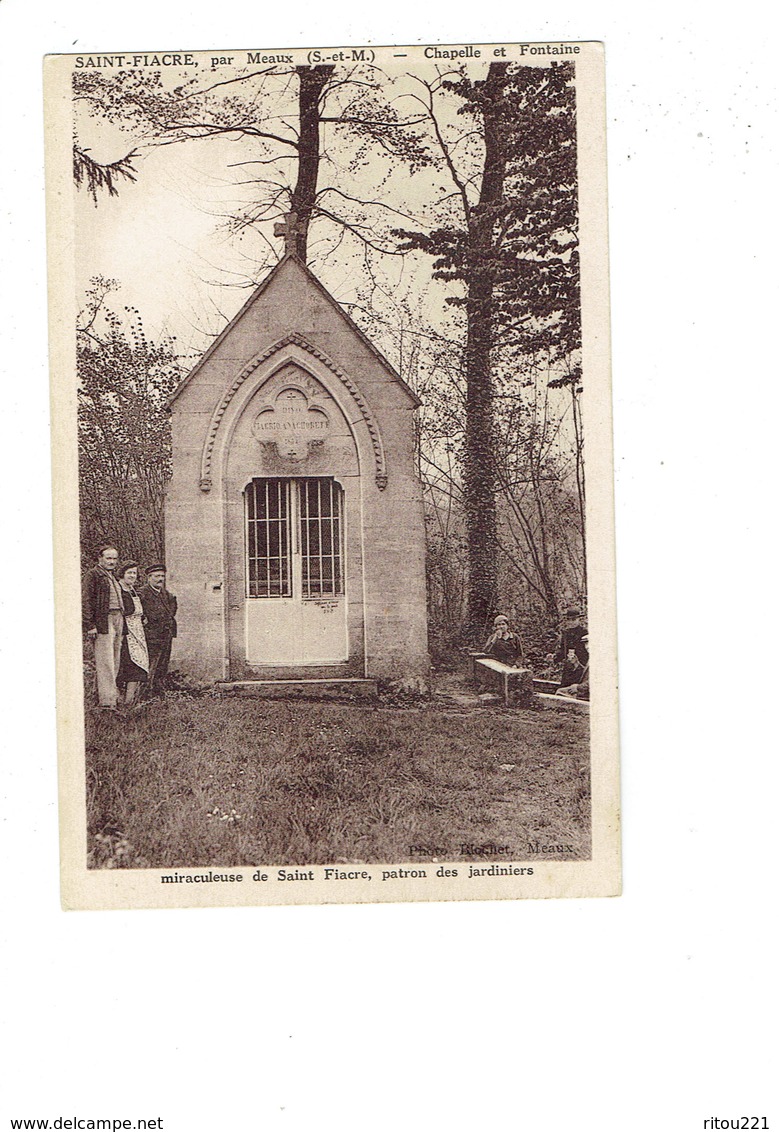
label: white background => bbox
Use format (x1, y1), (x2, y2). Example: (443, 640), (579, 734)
(1, 3), (776, 1130)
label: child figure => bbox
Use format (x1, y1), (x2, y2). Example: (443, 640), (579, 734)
(483, 614), (523, 668)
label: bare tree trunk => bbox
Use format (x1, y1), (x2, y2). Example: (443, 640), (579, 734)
(464, 63), (509, 632)
(290, 65), (335, 260)
(571, 382), (587, 588)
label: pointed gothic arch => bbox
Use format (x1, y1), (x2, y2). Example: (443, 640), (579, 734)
(198, 333), (387, 493)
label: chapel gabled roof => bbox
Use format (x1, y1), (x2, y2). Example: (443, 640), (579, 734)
(168, 253), (421, 407)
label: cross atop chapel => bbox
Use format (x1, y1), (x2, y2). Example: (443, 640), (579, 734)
(273, 211), (300, 256)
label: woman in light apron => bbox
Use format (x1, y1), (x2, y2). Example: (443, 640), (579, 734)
(116, 561), (149, 706)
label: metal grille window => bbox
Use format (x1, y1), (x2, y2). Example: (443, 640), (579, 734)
(300, 479), (344, 597)
(246, 479), (291, 597)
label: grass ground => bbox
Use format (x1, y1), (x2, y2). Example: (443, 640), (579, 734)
(85, 692), (590, 869)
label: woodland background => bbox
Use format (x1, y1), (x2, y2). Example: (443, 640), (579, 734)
(75, 58), (585, 661)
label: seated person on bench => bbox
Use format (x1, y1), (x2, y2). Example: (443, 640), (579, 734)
(483, 614), (523, 668)
(556, 633), (590, 699)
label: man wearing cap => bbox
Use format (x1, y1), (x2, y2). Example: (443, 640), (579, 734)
(555, 608), (589, 668)
(139, 564), (177, 698)
(82, 544), (124, 709)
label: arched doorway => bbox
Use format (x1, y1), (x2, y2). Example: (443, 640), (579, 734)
(244, 476), (348, 666)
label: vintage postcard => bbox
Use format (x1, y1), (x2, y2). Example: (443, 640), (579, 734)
(45, 41), (619, 909)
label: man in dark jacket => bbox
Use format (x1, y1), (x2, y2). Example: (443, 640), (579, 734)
(139, 564), (178, 697)
(555, 608), (589, 667)
(82, 544), (124, 709)
(553, 609), (589, 690)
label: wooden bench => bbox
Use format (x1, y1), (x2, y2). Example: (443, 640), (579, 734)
(532, 677), (560, 695)
(537, 691), (589, 712)
(469, 653), (534, 706)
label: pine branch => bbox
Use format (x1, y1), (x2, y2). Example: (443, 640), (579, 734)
(73, 146), (139, 204)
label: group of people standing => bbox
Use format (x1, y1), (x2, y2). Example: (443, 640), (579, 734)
(482, 607), (590, 699)
(82, 545), (178, 711)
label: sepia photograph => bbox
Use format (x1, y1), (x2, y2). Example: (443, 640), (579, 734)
(46, 42), (618, 906)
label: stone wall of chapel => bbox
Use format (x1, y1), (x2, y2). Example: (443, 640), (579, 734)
(166, 257), (429, 688)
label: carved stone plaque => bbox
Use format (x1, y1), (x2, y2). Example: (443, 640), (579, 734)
(252, 387), (330, 461)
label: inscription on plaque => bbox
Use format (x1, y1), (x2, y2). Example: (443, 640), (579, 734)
(252, 388), (330, 461)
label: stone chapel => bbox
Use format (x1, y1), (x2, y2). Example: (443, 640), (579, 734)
(164, 250), (429, 691)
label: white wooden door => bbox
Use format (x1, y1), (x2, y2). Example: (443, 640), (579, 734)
(244, 478), (348, 666)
